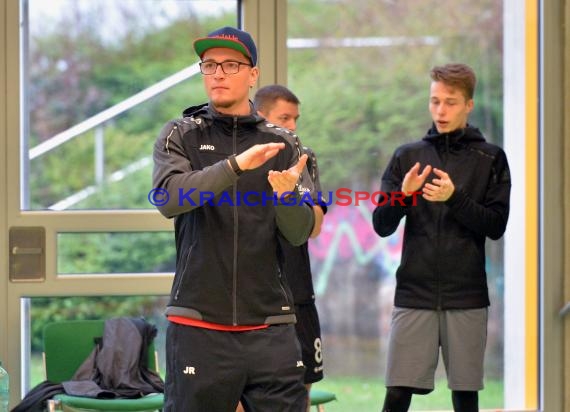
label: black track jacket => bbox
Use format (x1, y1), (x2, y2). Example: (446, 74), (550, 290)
(372, 125), (511, 310)
(153, 103), (315, 326)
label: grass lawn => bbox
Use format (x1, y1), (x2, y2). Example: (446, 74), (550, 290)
(311, 376), (503, 411)
(30, 355), (503, 411)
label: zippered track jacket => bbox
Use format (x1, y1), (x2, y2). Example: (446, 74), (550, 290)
(153, 103), (315, 326)
(372, 125), (511, 310)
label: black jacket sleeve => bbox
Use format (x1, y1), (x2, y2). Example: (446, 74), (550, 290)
(275, 200), (315, 246)
(445, 148), (511, 240)
(152, 121), (239, 218)
(372, 153), (410, 237)
(274, 136), (315, 246)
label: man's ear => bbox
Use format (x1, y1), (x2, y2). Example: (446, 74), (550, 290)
(249, 67), (260, 88)
(466, 98), (474, 114)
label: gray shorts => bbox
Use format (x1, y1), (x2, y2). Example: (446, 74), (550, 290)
(385, 307), (487, 391)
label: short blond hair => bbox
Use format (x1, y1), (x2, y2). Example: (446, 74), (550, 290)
(430, 63), (476, 100)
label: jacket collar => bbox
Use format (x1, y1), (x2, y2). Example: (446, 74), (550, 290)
(423, 123), (485, 144)
(182, 101), (265, 126)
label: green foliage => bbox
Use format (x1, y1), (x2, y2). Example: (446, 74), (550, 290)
(29, 296), (168, 352)
(311, 377), (503, 411)
(288, 0), (503, 191)
(57, 231), (175, 274)
(28, 0), (504, 204)
(30, 133), (96, 208)
(27, 5), (220, 209)
(290, 59), (429, 189)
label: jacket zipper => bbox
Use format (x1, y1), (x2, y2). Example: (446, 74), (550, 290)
(232, 117), (239, 325)
(436, 135), (448, 310)
(277, 268), (292, 309)
(174, 244), (194, 301)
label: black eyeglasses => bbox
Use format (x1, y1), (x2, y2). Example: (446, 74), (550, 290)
(199, 60), (252, 75)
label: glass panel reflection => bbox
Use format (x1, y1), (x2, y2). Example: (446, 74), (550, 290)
(57, 232), (175, 274)
(287, 0), (504, 409)
(22, 0), (237, 210)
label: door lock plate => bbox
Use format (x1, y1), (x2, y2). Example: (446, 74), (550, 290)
(9, 226), (46, 282)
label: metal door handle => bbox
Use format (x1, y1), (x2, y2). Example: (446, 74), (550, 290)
(12, 246), (43, 255)
(9, 226), (46, 281)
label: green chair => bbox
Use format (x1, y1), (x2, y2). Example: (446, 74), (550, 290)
(310, 388), (337, 411)
(43, 319), (164, 412)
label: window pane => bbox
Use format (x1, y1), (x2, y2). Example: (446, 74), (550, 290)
(57, 232), (175, 274)
(287, 0), (505, 409)
(21, 0), (238, 210)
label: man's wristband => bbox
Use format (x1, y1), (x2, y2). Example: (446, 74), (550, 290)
(228, 155), (243, 176)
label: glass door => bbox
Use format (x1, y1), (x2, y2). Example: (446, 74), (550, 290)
(285, 0), (538, 409)
(3, 0), (239, 402)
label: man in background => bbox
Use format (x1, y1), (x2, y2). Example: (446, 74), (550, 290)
(254, 84), (326, 412)
(372, 63), (511, 411)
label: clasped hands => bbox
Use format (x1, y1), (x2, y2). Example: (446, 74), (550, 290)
(230, 142), (308, 197)
(402, 162), (455, 202)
